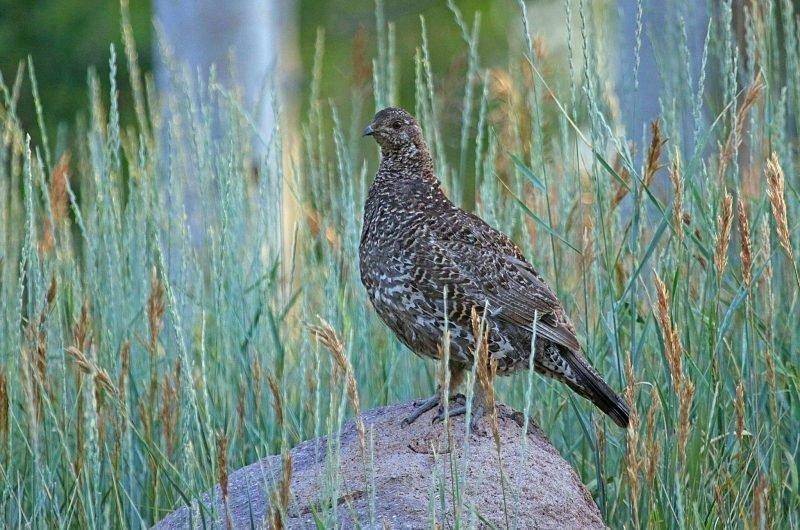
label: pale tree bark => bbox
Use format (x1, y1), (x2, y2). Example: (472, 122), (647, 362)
(155, 0), (297, 154)
(154, 0), (299, 253)
(616, 0), (709, 157)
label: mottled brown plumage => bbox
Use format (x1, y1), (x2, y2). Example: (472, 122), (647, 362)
(359, 107), (629, 429)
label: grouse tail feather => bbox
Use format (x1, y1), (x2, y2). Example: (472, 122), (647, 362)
(563, 351), (630, 429)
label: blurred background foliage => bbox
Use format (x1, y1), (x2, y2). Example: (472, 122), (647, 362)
(0, 0), (152, 131)
(2, 0), (545, 146)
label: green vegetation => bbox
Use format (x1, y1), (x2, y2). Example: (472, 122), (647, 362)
(1, 1), (798, 528)
(0, 0), (151, 133)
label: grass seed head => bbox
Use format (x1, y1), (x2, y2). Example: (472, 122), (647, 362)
(267, 373), (284, 429)
(654, 273), (683, 390)
(49, 151), (71, 223)
(765, 152), (794, 260)
(309, 318), (366, 455)
(669, 151), (684, 240)
(718, 76), (764, 180)
(677, 377), (695, 463)
(65, 346), (117, 396)
(147, 267), (165, 353)
(644, 119), (666, 187)
(738, 197), (753, 286)
(760, 216), (773, 282)
(216, 431), (233, 529)
(715, 192), (733, 276)
(0, 370), (7, 443)
(624, 353), (641, 522)
(735, 381), (746, 441)
(645, 387), (662, 487)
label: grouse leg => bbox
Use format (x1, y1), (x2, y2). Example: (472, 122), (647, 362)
(468, 383), (488, 434)
(402, 365), (465, 426)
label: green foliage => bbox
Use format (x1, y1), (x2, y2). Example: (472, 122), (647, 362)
(0, 0), (151, 134)
(1, 1), (799, 528)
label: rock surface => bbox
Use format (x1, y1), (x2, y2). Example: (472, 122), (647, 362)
(155, 401), (605, 529)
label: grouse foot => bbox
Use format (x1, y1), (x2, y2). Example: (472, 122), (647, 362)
(402, 395), (440, 426)
(431, 404), (467, 424)
(430, 401), (492, 436)
(402, 393), (466, 426)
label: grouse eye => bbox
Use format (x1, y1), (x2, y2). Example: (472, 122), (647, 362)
(392, 120), (402, 129)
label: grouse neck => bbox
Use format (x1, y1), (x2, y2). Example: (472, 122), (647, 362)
(376, 140), (436, 183)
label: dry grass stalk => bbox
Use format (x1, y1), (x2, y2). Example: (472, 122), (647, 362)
(309, 318), (367, 456)
(471, 308), (499, 444)
(39, 219), (55, 256)
(738, 197), (753, 286)
(437, 291), (453, 408)
(644, 387), (662, 488)
(654, 274), (683, 390)
(39, 152), (71, 255)
(118, 341), (130, 406)
(611, 119), (667, 209)
(765, 153), (794, 260)
(735, 381), (746, 442)
(752, 473), (770, 529)
(643, 119), (666, 187)
(718, 75), (764, 180)
(714, 478), (729, 525)
(471, 307), (506, 528)
(267, 374), (284, 429)
(677, 378), (695, 463)
(0, 369), (8, 443)
(147, 267), (165, 353)
(610, 121), (663, 211)
(758, 217), (772, 285)
(267, 373), (292, 529)
(623, 353), (641, 527)
(160, 360), (180, 457)
(69, 299), (92, 480)
(611, 152), (632, 209)
(65, 347), (117, 396)
(216, 432), (233, 529)
(114, 340), (131, 453)
(251, 356), (263, 424)
(653, 273), (694, 462)
(272, 452), (293, 530)
(714, 192), (734, 276)
(669, 152), (684, 240)
(21, 344), (42, 422)
(488, 68), (524, 182)
(595, 417), (606, 474)
(49, 151), (71, 223)
(73, 300), (92, 354)
(24, 275), (59, 418)
(764, 349), (778, 421)
(75, 382), (85, 478)
(146, 269), (166, 446)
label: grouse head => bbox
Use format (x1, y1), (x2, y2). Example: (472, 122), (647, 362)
(362, 107), (423, 152)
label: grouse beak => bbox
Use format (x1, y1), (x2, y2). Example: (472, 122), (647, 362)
(362, 123), (375, 137)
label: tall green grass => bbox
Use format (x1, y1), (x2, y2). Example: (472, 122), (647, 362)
(1, 0), (798, 527)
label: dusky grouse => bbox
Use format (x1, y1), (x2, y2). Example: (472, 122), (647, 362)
(359, 107), (629, 429)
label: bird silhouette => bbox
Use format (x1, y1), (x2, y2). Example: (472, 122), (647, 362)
(359, 107), (629, 430)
